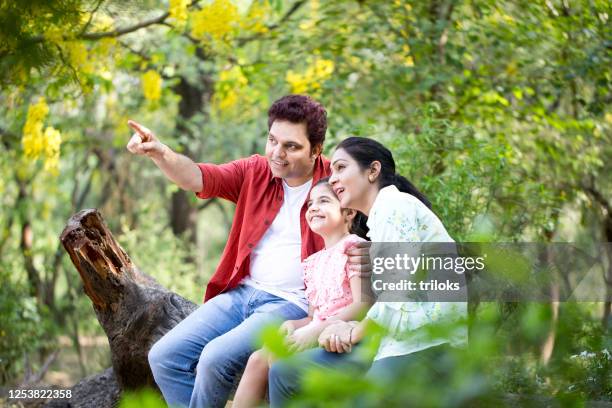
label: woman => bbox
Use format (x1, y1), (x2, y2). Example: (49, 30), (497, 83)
(268, 137), (467, 406)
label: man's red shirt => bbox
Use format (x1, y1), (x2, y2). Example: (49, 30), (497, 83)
(195, 154), (330, 302)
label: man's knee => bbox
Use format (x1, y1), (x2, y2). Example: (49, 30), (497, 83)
(147, 341), (167, 371)
(148, 337), (170, 373)
(196, 342), (244, 384)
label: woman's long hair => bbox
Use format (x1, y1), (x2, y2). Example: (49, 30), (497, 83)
(336, 137), (432, 209)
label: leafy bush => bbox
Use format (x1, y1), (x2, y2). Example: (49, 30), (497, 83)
(0, 260), (52, 384)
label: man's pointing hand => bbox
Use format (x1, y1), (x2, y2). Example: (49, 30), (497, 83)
(126, 120), (165, 158)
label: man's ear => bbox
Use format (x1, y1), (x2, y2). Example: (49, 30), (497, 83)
(311, 144), (322, 158)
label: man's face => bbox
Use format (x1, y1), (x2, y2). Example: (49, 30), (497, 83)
(266, 120), (320, 186)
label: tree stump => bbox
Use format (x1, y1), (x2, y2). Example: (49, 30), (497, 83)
(53, 209), (198, 407)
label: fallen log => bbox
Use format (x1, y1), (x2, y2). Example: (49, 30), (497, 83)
(48, 209), (198, 407)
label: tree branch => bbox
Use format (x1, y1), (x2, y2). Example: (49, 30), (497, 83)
(81, 12), (170, 40)
(78, 0), (106, 37)
(23, 11), (170, 45)
(237, 0), (307, 46)
(583, 182), (612, 216)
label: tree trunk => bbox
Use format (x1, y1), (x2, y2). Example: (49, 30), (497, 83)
(602, 214), (612, 330)
(169, 74), (213, 243)
(48, 209), (198, 407)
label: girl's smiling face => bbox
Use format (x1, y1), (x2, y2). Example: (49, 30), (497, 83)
(306, 183), (349, 237)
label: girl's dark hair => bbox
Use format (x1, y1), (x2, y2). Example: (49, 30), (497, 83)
(313, 177), (370, 240)
(335, 137), (432, 209)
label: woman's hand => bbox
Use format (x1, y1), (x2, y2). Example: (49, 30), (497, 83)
(286, 324), (321, 352)
(318, 321), (354, 353)
(346, 241), (372, 279)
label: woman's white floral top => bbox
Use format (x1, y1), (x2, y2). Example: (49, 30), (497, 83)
(365, 185), (468, 361)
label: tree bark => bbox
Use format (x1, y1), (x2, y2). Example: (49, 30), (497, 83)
(169, 74), (213, 244)
(50, 209), (198, 407)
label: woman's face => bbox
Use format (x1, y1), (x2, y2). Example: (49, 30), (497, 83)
(329, 148), (373, 213)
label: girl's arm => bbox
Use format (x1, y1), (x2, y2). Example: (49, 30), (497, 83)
(326, 274), (374, 323)
(295, 275), (374, 342)
(287, 270), (373, 350)
(284, 306), (322, 351)
(280, 305), (314, 335)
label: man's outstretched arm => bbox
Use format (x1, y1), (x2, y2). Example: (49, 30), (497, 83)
(126, 120), (203, 192)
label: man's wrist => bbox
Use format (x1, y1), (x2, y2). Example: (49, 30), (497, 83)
(149, 142), (168, 163)
(158, 142), (171, 161)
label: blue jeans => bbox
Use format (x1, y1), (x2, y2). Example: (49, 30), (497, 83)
(148, 284), (306, 408)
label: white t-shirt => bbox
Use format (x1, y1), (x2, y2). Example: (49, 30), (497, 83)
(242, 178), (312, 312)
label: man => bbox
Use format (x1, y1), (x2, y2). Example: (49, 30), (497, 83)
(126, 95), (370, 408)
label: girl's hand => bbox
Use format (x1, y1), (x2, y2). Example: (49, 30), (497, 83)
(318, 321), (353, 353)
(286, 325), (320, 352)
(279, 320), (297, 336)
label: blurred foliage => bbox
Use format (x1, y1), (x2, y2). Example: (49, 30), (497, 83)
(119, 387), (166, 408)
(0, 263), (50, 383)
(259, 303), (610, 406)
(0, 0), (610, 403)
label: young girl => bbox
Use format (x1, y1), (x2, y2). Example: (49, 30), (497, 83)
(232, 177), (371, 407)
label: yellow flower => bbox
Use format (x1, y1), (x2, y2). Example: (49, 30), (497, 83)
(299, 0), (319, 31)
(213, 66), (249, 110)
(22, 98), (49, 159)
(63, 41), (94, 74)
(43, 26), (64, 44)
(286, 71), (309, 94)
(191, 0), (239, 42)
(286, 59), (335, 94)
(43, 126), (62, 175)
(67, 42), (87, 66)
(142, 70), (162, 101)
(21, 98), (62, 175)
(240, 0), (270, 34)
(93, 37), (117, 58)
(92, 14), (115, 31)
(169, 0), (189, 27)
(313, 59), (334, 77)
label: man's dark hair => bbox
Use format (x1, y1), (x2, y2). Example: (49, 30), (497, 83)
(267, 95), (327, 150)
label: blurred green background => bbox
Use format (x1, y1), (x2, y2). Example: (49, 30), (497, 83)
(0, 0), (610, 405)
